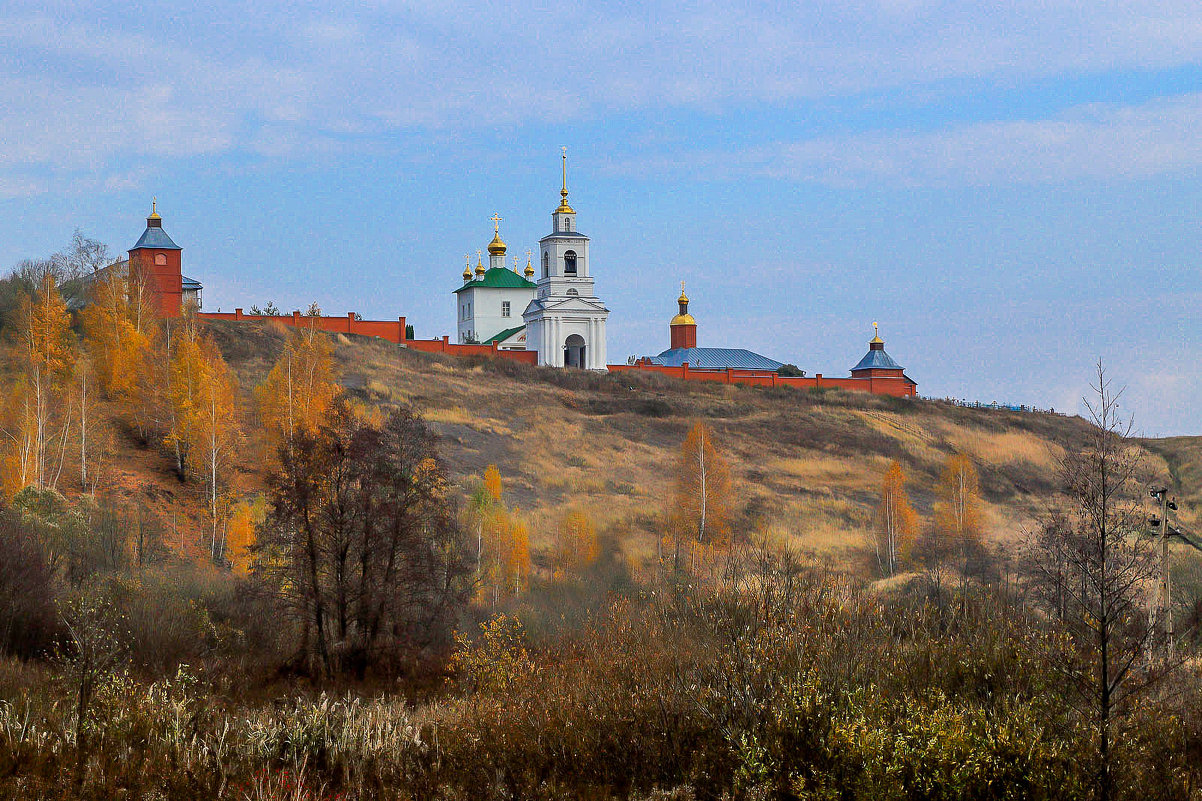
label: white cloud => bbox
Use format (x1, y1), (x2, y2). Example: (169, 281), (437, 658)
(4, 2), (1202, 194)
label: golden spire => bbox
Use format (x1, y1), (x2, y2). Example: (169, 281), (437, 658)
(463, 254), (472, 282)
(555, 146), (575, 214)
(148, 196), (161, 221)
(524, 249), (534, 279)
(487, 213), (507, 255)
(870, 321), (883, 345)
(512, 255), (519, 273)
(678, 280), (689, 304)
(475, 249), (485, 277)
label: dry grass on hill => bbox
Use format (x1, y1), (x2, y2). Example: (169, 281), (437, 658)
(92, 320), (1196, 577)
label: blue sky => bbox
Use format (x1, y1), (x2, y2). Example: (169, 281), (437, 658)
(1, 1), (1200, 435)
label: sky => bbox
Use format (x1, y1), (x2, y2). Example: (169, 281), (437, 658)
(1, 1), (1200, 435)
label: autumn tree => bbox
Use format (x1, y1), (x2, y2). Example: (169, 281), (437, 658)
(187, 339), (240, 562)
(255, 323), (340, 460)
(1023, 365), (1163, 801)
(551, 509), (599, 580)
(874, 460), (918, 578)
(254, 405), (472, 676)
(80, 263), (154, 406)
(670, 421), (733, 572)
(467, 465), (532, 601)
(933, 453), (984, 586)
(164, 315), (205, 476)
(7, 275), (76, 491)
(225, 496), (265, 574)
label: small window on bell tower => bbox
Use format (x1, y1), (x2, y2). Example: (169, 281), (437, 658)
(542, 252), (549, 277)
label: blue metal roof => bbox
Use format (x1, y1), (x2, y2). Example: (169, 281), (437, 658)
(181, 275), (202, 290)
(132, 225), (181, 250)
(650, 347), (785, 371)
(851, 348), (903, 372)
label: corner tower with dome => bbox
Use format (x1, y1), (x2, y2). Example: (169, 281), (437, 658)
(522, 150), (610, 369)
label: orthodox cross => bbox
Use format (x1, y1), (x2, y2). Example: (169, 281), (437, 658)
(490, 213), (502, 233)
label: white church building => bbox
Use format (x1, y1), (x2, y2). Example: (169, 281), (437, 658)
(454, 152), (609, 369)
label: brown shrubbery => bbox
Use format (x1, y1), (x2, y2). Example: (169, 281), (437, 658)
(2, 561), (1199, 799)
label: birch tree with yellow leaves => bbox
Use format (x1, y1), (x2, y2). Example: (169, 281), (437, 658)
(670, 421), (733, 572)
(255, 322), (340, 460)
(934, 453), (984, 586)
(6, 275), (76, 491)
(188, 339), (240, 562)
(874, 460), (919, 578)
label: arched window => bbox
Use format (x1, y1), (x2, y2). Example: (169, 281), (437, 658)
(564, 250), (577, 274)
(154, 253), (167, 266)
(542, 252), (549, 277)
(567, 288), (579, 296)
(563, 217), (571, 231)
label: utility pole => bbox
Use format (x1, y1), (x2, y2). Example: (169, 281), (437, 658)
(1149, 487), (1178, 659)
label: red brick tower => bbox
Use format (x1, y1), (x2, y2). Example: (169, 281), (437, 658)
(850, 323), (907, 380)
(128, 199), (183, 318)
(669, 282), (698, 350)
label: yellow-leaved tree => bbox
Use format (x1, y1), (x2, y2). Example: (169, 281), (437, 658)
(934, 453), (984, 585)
(551, 509), (599, 580)
(187, 338), (241, 563)
(225, 496), (266, 574)
(80, 264), (154, 405)
(669, 421), (732, 573)
(875, 460), (919, 578)
(164, 315), (241, 560)
(165, 316), (206, 476)
(8, 275), (76, 491)
(468, 465), (531, 601)
(255, 323), (339, 460)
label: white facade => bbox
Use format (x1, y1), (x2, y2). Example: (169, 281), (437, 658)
(521, 175), (610, 370)
(456, 280), (535, 344)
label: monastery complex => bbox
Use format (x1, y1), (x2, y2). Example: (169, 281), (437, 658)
(120, 153), (917, 399)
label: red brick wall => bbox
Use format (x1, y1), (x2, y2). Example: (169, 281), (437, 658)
(607, 362), (917, 397)
(129, 248), (183, 318)
(197, 309), (539, 365)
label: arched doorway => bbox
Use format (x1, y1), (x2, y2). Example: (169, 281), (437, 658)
(564, 334), (586, 369)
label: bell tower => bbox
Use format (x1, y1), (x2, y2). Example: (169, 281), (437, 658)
(522, 149), (610, 368)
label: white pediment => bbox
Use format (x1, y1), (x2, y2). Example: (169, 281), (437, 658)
(539, 296), (608, 313)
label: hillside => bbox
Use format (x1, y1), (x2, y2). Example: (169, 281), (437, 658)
(186, 320), (1198, 575)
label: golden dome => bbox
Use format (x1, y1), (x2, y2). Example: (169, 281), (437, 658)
(475, 251), (485, 277)
(462, 255), (472, 282)
(870, 321), (883, 345)
(488, 231), (507, 256)
(524, 254), (534, 278)
(671, 313), (697, 327)
(147, 197), (161, 221)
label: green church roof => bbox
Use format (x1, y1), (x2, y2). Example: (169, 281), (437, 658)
(453, 267), (537, 294)
(484, 325), (526, 344)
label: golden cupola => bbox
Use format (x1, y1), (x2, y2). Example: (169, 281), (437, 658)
(670, 283), (696, 327)
(462, 255), (472, 283)
(487, 213), (507, 256)
(475, 250), (485, 277)
(524, 252), (535, 279)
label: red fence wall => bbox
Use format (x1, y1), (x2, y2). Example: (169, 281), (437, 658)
(606, 362), (916, 397)
(197, 308), (538, 365)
